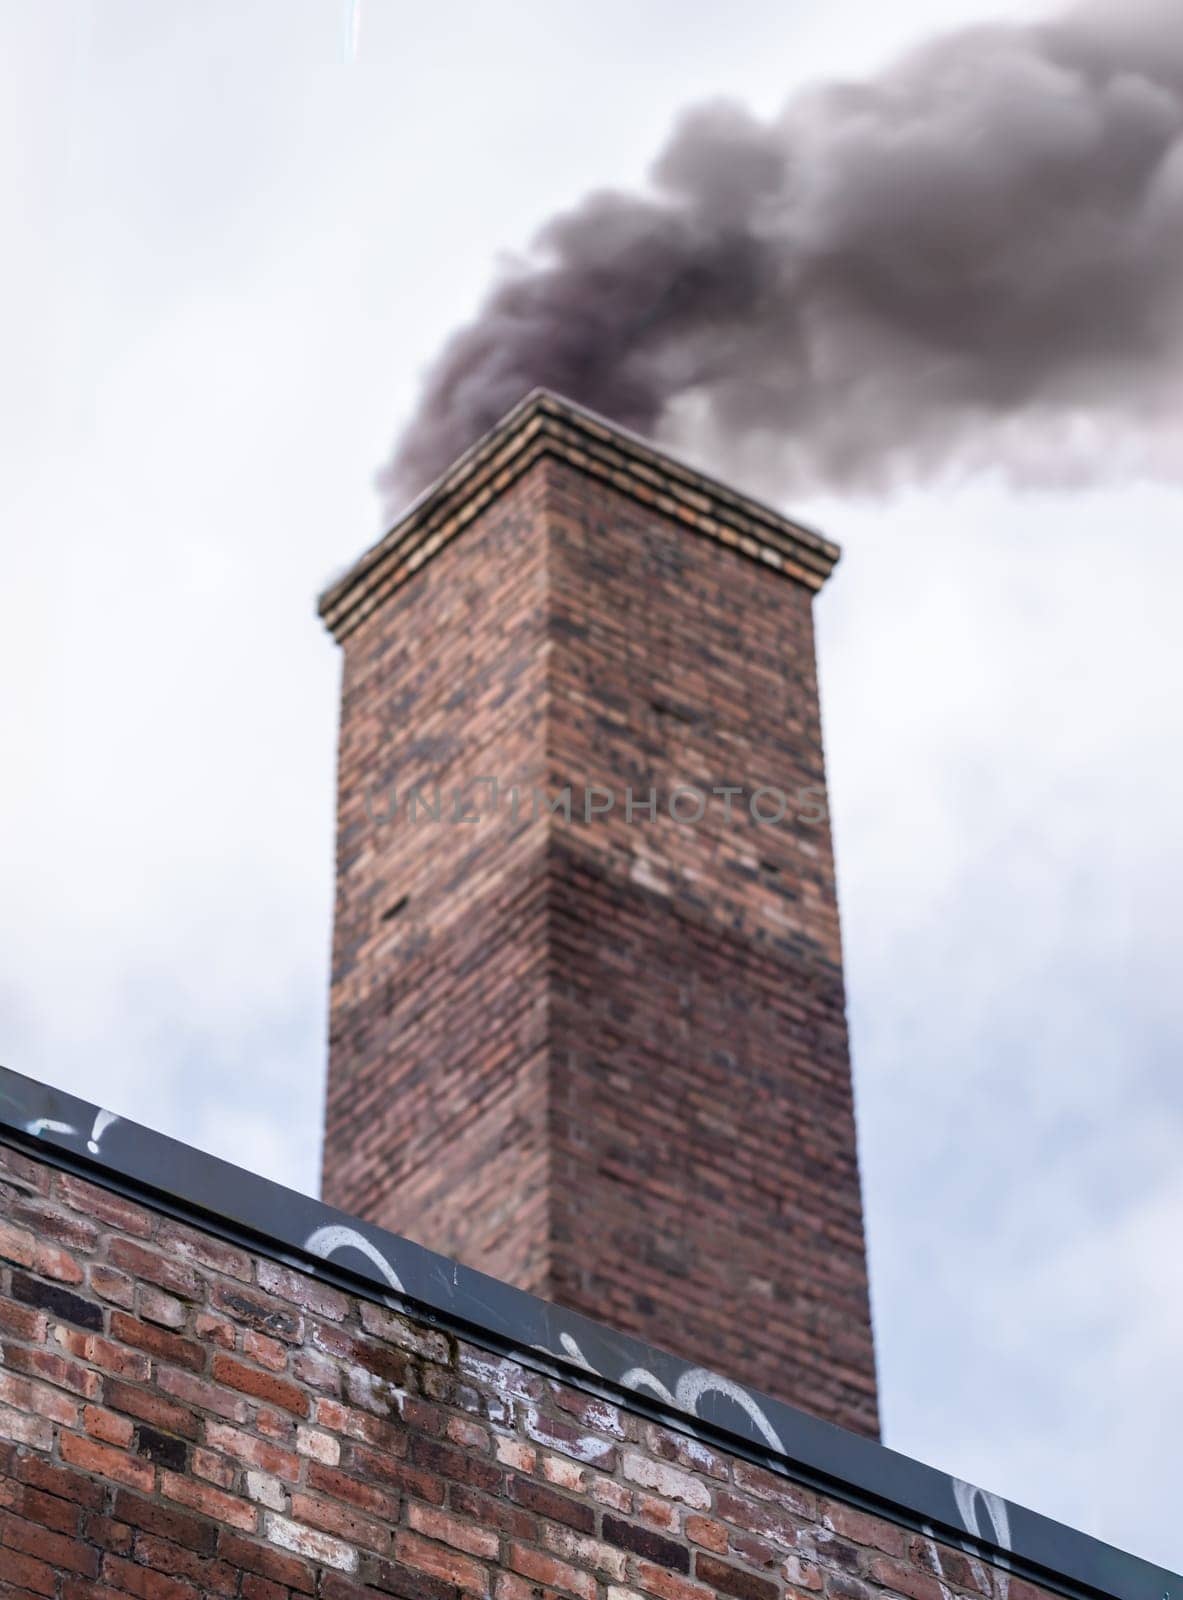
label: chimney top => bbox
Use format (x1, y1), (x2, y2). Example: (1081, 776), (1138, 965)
(319, 388), (841, 643)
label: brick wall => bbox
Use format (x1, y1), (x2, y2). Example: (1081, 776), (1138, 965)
(323, 462), (553, 1293)
(321, 395), (877, 1435)
(0, 1141), (1027, 1600)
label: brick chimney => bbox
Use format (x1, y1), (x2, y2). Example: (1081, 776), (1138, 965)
(319, 391), (878, 1437)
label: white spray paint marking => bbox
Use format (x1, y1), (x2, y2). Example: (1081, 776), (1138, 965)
(558, 1335), (785, 1452)
(25, 1117), (76, 1139)
(952, 1479), (1012, 1552)
(88, 1109), (117, 1154)
(920, 1524), (958, 1600)
(671, 1369), (785, 1452)
(619, 1364), (677, 1405)
(952, 1478), (1012, 1598)
(304, 1225), (404, 1291)
(557, 1331), (597, 1372)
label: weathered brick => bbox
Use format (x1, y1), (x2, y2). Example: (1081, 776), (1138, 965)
(211, 1282), (304, 1342)
(10, 1271), (101, 1330)
(255, 1260), (349, 1321)
(203, 1420), (299, 1480)
(159, 1470), (256, 1532)
(155, 1220), (252, 1282)
(508, 1474), (594, 1534)
(695, 1552), (780, 1600)
(210, 1354), (310, 1417)
(407, 1502), (500, 1560)
(109, 1312), (205, 1373)
(103, 1378), (199, 1440)
(266, 1511), (359, 1572)
(60, 1431), (155, 1492)
(135, 1425), (189, 1472)
(603, 1515), (692, 1574)
(508, 1541), (595, 1600)
(108, 1239), (203, 1301)
(56, 1173), (155, 1237)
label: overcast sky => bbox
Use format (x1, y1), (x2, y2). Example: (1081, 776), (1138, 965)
(2, 0), (1180, 1572)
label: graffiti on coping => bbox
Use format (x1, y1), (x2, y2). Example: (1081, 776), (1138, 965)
(25, 1107), (119, 1156)
(303, 1224), (406, 1292)
(552, 1331), (1014, 1562)
(552, 1331), (786, 1452)
(951, 1479), (1014, 1557)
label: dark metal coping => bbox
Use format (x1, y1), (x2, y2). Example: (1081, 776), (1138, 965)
(0, 1063), (1175, 1600)
(317, 388), (842, 641)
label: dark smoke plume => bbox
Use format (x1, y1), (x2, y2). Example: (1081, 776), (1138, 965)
(380, 0), (1183, 513)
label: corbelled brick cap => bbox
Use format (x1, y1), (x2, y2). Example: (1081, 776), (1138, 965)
(318, 388), (841, 641)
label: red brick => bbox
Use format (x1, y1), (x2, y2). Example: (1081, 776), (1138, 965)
(634, 1564), (716, 1600)
(868, 1556), (948, 1600)
(100, 1552), (201, 1600)
(4, 1343), (104, 1398)
(0, 1370), (80, 1427)
(0, 1508), (101, 1576)
(155, 1220), (253, 1282)
(53, 1329), (151, 1382)
(822, 1501), (905, 1557)
(109, 1312), (206, 1373)
(10, 1200), (99, 1253)
(0, 1402), (53, 1450)
(108, 1239), (202, 1300)
(194, 1312), (237, 1349)
(2, 1481), (81, 1536)
(159, 1470), (257, 1532)
(305, 1464), (396, 1519)
(56, 1173), (155, 1238)
(60, 1431), (155, 1492)
(0, 1296), (47, 1341)
(399, 1528), (491, 1595)
(17, 1455), (106, 1510)
(210, 1354), (310, 1417)
(203, 1420), (300, 1479)
(255, 1260), (349, 1321)
(30, 1239), (85, 1284)
(245, 1330), (289, 1371)
(407, 1503), (500, 1560)
(112, 1491), (216, 1555)
(507, 1475), (594, 1534)
(137, 1284), (188, 1329)
(0, 1221), (34, 1268)
(103, 1379), (199, 1440)
(90, 1265), (136, 1308)
(0, 1546), (56, 1596)
(82, 1404), (135, 1447)
(289, 1491), (389, 1554)
(695, 1553), (780, 1600)
(130, 1532), (239, 1596)
(507, 1541), (594, 1600)
(0, 1144), (51, 1194)
(685, 1514), (729, 1553)
(217, 1528), (317, 1593)
(156, 1366), (250, 1423)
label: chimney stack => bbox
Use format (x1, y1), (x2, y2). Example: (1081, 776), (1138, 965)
(319, 391), (878, 1437)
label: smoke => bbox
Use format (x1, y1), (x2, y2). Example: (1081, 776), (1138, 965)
(380, 0), (1183, 513)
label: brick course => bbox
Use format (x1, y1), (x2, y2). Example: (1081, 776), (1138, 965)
(0, 1141), (1032, 1600)
(321, 395), (876, 1434)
